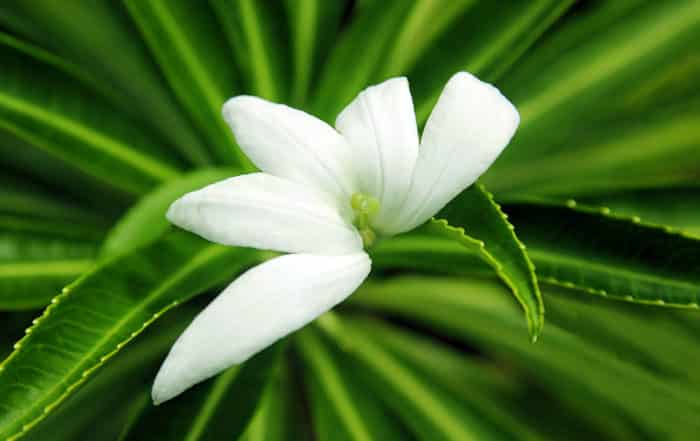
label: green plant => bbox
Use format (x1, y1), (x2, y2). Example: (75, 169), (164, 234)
(0, 1), (699, 440)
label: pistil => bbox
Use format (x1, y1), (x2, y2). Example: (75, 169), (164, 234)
(350, 193), (380, 248)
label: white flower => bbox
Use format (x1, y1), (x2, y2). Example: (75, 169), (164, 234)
(152, 72), (519, 404)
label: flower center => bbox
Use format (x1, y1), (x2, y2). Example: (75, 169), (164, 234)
(350, 193), (380, 248)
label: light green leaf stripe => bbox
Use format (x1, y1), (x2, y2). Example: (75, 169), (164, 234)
(0, 32), (119, 108)
(0, 93), (179, 191)
(297, 329), (374, 441)
(377, 0), (475, 79)
(181, 367), (241, 441)
(517, 1), (700, 128)
(318, 313), (482, 441)
(124, 0), (250, 168)
(239, 0), (277, 100)
(0, 260), (92, 278)
(286, 0), (317, 106)
(414, 0), (572, 122)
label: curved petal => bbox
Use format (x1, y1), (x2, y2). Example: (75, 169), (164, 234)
(167, 173), (362, 255)
(223, 96), (356, 203)
(152, 252), (371, 404)
(335, 77), (419, 231)
(387, 72), (520, 234)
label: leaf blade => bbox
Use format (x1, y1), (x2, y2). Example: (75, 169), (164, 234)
(434, 184), (543, 339)
(0, 230), (261, 440)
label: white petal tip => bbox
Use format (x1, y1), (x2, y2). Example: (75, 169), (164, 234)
(221, 95), (261, 126)
(447, 71), (520, 133)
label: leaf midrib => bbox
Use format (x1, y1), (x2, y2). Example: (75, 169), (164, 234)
(0, 260), (93, 277)
(518, 2), (700, 126)
(183, 366), (241, 441)
(299, 331), (374, 441)
(239, 0), (277, 100)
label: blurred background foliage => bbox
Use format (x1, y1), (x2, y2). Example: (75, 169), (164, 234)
(0, 0), (699, 440)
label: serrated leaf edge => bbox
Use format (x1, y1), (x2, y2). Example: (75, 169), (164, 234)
(431, 185), (544, 340)
(0, 243), (232, 441)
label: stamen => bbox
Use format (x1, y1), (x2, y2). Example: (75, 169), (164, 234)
(350, 193), (380, 248)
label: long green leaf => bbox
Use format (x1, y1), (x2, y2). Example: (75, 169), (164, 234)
(0, 232), (97, 310)
(0, 131), (130, 214)
(124, 0), (250, 167)
(581, 187), (700, 238)
(310, 0), (410, 120)
(348, 277), (700, 439)
(0, 36), (183, 195)
(0, 0), (212, 165)
(0, 230), (261, 440)
(410, 0), (573, 123)
(504, 200), (700, 308)
(433, 184), (543, 339)
(486, 105), (700, 197)
(492, 1), (700, 167)
(284, 0), (345, 107)
(23, 306), (198, 441)
(0, 174), (108, 227)
(119, 344), (282, 441)
(210, 0), (289, 102)
(238, 356), (309, 441)
(317, 313), (510, 441)
(344, 317), (545, 441)
(296, 327), (409, 441)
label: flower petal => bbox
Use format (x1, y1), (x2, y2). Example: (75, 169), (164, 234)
(167, 173), (362, 255)
(335, 77), (419, 231)
(387, 72), (520, 234)
(151, 252), (371, 404)
(223, 96), (356, 203)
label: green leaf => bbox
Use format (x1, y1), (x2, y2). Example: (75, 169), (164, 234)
(119, 344), (282, 441)
(124, 0), (250, 167)
(486, 105), (700, 197)
(433, 184), (543, 340)
(373, 0), (476, 80)
(312, 0), (475, 120)
(0, 230), (261, 440)
(410, 0), (573, 123)
(348, 277), (700, 439)
(238, 357), (309, 441)
(101, 167), (237, 257)
(211, 0), (290, 102)
(0, 0), (212, 165)
(0, 34), (183, 195)
(369, 233), (490, 278)
(310, 0), (410, 120)
(344, 317), (545, 441)
(492, 1), (700, 167)
(296, 327), (410, 441)
(0, 131), (130, 214)
(22, 306), (198, 441)
(0, 174), (109, 227)
(581, 187), (700, 238)
(316, 313), (511, 441)
(284, 0), (345, 107)
(0, 31), (124, 113)
(504, 200), (700, 308)
(0, 232), (97, 310)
